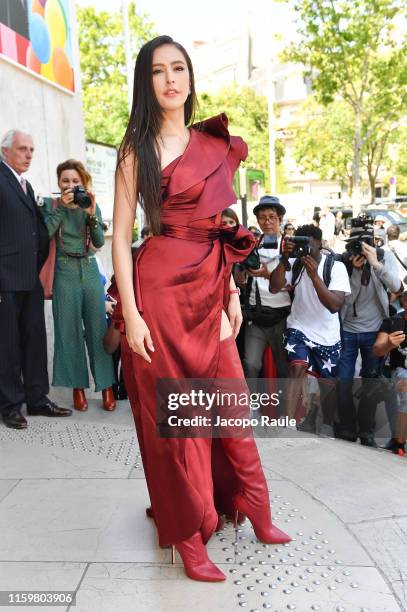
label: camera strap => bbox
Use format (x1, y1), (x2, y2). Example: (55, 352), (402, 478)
(389, 245), (407, 272)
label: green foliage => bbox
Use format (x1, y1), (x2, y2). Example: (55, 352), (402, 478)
(291, 97), (354, 187)
(391, 129), (407, 194)
(198, 86), (285, 191)
(283, 0), (407, 200)
(77, 4), (156, 146)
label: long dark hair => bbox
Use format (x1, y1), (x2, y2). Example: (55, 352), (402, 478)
(117, 35), (198, 235)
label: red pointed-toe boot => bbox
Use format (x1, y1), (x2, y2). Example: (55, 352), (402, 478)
(102, 387), (116, 411)
(73, 389), (88, 411)
(173, 532), (226, 582)
(216, 336), (291, 545)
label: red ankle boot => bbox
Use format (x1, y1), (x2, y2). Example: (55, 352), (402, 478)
(73, 389), (87, 411)
(173, 532), (226, 582)
(216, 336), (291, 545)
(102, 387), (116, 411)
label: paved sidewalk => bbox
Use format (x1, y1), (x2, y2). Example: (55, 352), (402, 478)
(0, 400), (406, 612)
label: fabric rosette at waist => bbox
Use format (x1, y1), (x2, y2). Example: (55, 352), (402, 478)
(219, 224), (256, 266)
(112, 222), (256, 320)
(161, 224), (221, 243)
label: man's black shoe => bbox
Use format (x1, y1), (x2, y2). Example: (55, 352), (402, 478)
(2, 409), (28, 429)
(27, 400), (72, 417)
(334, 430), (357, 442)
(359, 435), (378, 448)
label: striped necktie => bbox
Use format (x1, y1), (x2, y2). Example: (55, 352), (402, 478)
(20, 177), (27, 195)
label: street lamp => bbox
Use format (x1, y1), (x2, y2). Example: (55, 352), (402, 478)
(239, 167), (248, 227)
(267, 62), (277, 195)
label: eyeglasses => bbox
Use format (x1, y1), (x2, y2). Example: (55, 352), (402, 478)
(258, 215), (279, 222)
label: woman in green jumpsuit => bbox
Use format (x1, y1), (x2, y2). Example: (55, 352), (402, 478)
(40, 159), (116, 411)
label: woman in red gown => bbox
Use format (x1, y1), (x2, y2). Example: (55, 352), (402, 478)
(112, 35), (291, 583)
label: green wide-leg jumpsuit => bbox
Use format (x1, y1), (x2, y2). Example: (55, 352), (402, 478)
(41, 198), (115, 391)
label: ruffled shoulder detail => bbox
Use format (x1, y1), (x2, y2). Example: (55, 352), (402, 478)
(165, 113), (247, 221)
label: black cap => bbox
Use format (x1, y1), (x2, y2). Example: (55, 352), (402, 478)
(253, 195), (286, 218)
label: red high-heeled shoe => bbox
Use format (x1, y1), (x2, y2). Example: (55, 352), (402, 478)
(215, 336), (291, 545)
(102, 387), (116, 411)
(147, 507), (224, 544)
(172, 532), (226, 582)
(73, 389), (87, 411)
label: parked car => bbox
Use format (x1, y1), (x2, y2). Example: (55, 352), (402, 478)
(364, 207), (407, 233)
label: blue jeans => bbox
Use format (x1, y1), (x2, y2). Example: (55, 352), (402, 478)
(336, 331), (382, 437)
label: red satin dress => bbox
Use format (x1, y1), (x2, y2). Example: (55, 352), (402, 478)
(119, 114), (257, 547)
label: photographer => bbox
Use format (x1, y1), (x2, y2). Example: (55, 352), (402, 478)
(270, 225), (350, 434)
(239, 196), (291, 379)
(40, 159), (116, 412)
(336, 216), (401, 446)
(373, 290), (407, 456)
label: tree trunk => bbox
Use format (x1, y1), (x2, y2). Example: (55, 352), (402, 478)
(368, 170), (376, 204)
(351, 110), (362, 215)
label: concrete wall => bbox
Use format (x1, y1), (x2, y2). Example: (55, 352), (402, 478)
(0, 57), (86, 196)
(0, 27), (111, 406)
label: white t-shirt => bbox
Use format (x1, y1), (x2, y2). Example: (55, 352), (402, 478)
(286, 254), (351, 345)
(385, 240), (407, 286)
(249, 238), (291, 308)
(319, 212), (336, 241)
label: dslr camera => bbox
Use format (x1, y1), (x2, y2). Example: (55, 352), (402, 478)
(345, 213), (374, 257)
(282, 236), (311, 258)
(72, 186), (92, 209)
(243, 234), (279, 270)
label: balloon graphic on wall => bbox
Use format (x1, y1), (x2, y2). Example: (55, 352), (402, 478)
(32, 0), (45, 17)
(26, 43), (41, 74)
(53, 47), (73, 90)
(45, 0), (67, 49)
(28, 13), (51, 64)
(41, 56), (56, 81)
(0, 0), (74, 91)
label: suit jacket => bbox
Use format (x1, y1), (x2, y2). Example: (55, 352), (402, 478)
(0, 161), (49, 291)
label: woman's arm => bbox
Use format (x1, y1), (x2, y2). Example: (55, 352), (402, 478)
(40, 198), (64, 238)
(88, 204), (105, 248)
(112, 153), (154, 362)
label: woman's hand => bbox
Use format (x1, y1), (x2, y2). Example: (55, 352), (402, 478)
(125, 311), (155, 363)
(84, 191), (97, 216)
(60, 188), (78, 210)
(227, 293), (243, 338)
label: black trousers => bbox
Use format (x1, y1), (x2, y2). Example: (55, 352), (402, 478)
(0, 280), (49, 414)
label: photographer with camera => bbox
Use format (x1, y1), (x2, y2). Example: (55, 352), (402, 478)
(373, 290), (407, 456)
(40, 159), (116, 412)
(335, 215), (401, 446)
(270, 225), (351, 434)
(238, 196), (291, 379)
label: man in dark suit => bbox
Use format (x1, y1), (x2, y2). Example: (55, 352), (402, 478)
(0, 129), (72, 428)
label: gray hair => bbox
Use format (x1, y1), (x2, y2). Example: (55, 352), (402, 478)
(0, 130), (31, 158)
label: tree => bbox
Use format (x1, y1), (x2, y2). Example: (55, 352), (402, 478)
(77, 4), (156, 146)
(291, 96), (404, 202)
(198, 85), (285, 191)
(283, 0), (407, 212)
(290, 97), (354, 191)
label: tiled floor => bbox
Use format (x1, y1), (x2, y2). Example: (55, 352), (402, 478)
(0, 401), (405, 612)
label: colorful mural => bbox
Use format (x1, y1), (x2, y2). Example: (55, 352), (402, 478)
(0, 0), (75, 92)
